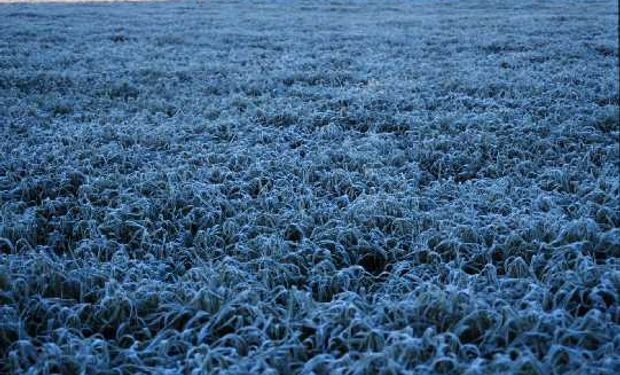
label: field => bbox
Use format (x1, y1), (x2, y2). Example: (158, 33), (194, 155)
(0, 0), (619, 373)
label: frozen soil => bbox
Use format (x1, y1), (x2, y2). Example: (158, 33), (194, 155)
(0, 0), (619, 374)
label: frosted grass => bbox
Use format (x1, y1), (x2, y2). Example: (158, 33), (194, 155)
(0, 0), (619, 373)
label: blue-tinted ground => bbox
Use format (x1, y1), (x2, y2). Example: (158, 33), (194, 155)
(0, 0), (619, 374)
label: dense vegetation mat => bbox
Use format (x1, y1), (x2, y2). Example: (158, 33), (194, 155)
(0, 0), (619, 373)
